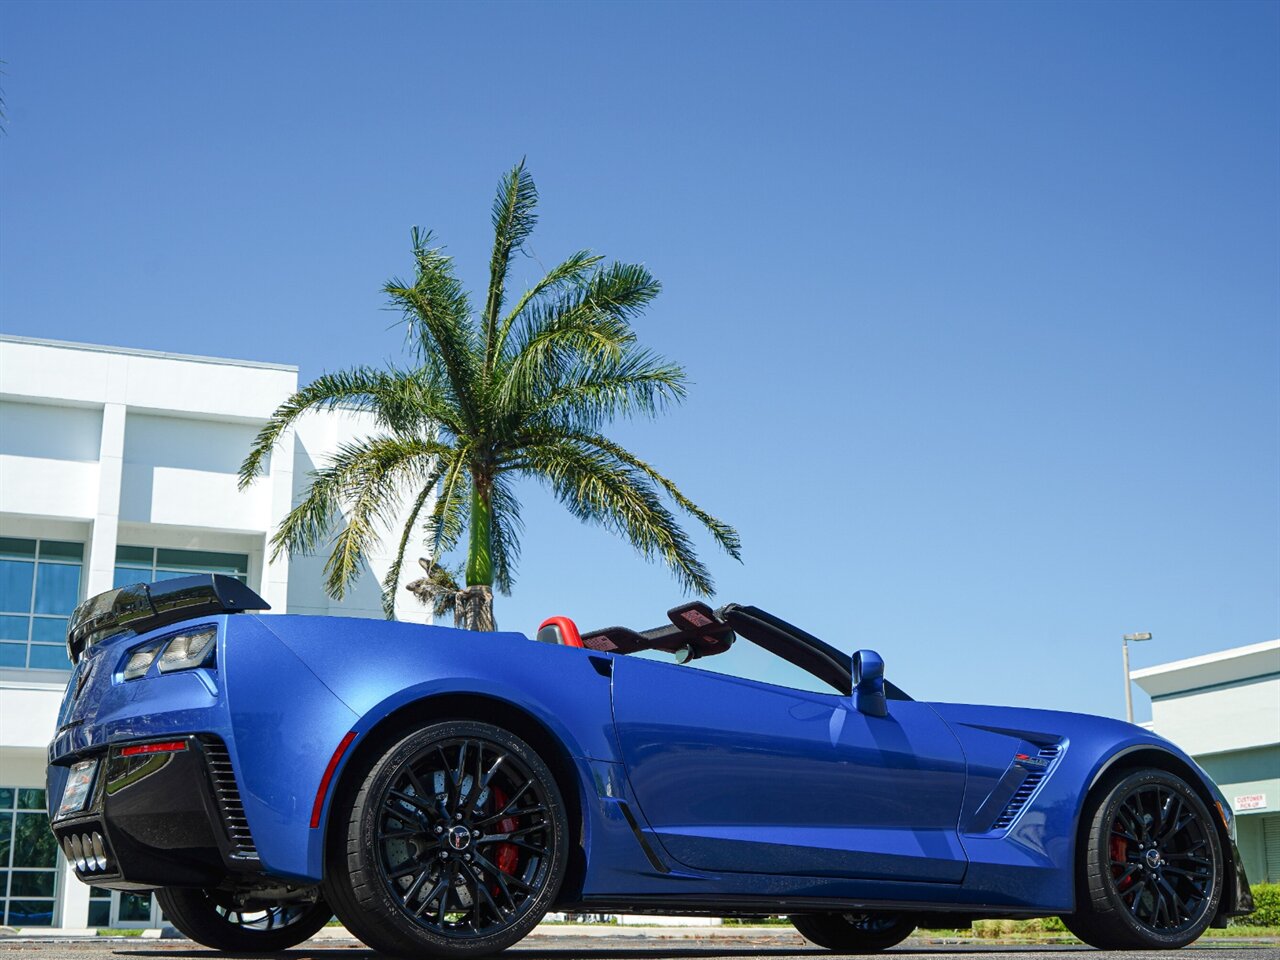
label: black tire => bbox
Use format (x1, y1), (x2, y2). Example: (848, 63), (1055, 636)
(155, 887), (332, 952)
(323, 720), (569, 958)
(1063, 768), (1222, 950)
(791, 912), (916, 952)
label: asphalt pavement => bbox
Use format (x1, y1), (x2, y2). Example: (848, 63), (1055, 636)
(0, 931), (1277, 960)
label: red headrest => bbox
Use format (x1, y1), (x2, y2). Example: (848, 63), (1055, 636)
(536, 616), (583, 649)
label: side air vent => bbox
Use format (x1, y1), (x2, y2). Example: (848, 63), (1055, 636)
(992, 744), (1063, 831)
(992, 772), (1045, 830)
(200, 736), (259, 860)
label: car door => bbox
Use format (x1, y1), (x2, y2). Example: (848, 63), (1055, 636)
(610, 654), (969, 883)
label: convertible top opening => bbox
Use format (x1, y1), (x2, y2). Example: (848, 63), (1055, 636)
(539, 601), (913, 700)
(578, 601), (736, 661)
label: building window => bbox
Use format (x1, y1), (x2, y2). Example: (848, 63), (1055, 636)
(0, 787), (59, 926)
(87, 887), (111, 928)
(115, 890), (155, 924)
(87, 886), (157, 928)
(0, 539), (82, 672)
(113, 546), (248, 589)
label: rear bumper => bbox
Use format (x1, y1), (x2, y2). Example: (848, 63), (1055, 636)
(48, 735), (262, 891)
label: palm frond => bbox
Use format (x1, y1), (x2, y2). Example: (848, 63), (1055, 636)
(518, 349), (688, 433)
(269, 473), (344, 563)
(492, 249), (604, 361)
(380, 474), (441, 619)
(420, 452), (471, 563)
(483, 159), (539, 370)
(376, 367), (465, 436)
(239, 366), (435, 488)
(498, 261), (662, 409)
(325, 486), (411, 600)
(552, 431), (741, 560)
(578, 262), (662, 321)
(488, 475), (523, 594)
(386, 228), (480, 428)
(515, 439), (717, 595)
(270, 434), (450, 597)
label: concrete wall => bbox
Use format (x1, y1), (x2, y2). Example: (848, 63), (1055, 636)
(1147, 675), (1280, 758)
(0, 400), (103, 520)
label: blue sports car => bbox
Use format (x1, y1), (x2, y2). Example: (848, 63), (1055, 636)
(47, 576), (1252, 956)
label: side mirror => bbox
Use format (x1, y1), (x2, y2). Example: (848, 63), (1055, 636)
(852, 649), (888, 717)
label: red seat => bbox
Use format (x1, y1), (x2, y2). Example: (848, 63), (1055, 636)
(536, 616), (583, 649)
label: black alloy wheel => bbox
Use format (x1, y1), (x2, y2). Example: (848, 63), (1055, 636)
(324, 720), (568, 958)
(1064, 768), (1222, 949)
(155, 887), (332, 952)
(1108, 782), (1216, 930)
(791, 911), (917, 952)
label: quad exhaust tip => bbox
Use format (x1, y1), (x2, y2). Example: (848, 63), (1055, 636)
(62, 832), (109, 872)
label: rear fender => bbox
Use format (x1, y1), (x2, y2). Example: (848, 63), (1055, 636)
(221, 617), (359, 881)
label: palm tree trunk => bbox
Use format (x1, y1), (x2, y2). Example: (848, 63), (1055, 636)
(461, 482), (496, 630)
(454, 585), (495, 631)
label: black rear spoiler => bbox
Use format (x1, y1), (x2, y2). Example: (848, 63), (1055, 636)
(67, 575), (270, 664)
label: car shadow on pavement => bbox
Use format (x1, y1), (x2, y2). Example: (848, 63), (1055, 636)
(105, 949), (1280, 959)
(111, 950), (820, 959)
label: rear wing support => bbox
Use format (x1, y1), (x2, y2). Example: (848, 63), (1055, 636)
(67, 575), (269, 664)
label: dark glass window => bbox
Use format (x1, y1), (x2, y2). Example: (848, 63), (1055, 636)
(0, 539), (82, 672)
(116, 891), (153, 923)
(0, 787), (56, 926)
(114, 546), (248, 590)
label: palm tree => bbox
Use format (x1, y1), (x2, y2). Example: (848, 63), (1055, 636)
(240, 161), (740, 629)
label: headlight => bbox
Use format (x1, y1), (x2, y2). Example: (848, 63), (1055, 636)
(157, 627), (217, 673)
(122, 641), (165, 680)
(121, 627), (217, 680)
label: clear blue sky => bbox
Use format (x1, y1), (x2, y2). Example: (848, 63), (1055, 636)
(3, 1), (1277, 720)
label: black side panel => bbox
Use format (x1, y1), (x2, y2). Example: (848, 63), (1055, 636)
(1219, 839), (1255, 918)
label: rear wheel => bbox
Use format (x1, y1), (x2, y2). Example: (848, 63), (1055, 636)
(1063, 768), (1222, 949)
(791, 912), (916, 952)
(155, 887), (331, 952)
(323, 720), (569, 958)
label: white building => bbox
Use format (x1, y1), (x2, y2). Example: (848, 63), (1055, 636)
(0, 335), (423, 930)
(1133, 640), (1280, 887)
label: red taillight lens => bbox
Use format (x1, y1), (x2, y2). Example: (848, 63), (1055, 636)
(119, 740), (188, 757)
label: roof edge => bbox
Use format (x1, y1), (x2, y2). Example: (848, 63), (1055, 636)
(1131, 638), (1280, 680)
(0, 334), (299, 373)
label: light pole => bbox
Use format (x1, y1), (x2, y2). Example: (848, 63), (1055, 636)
(1122, 632), (1153, 724)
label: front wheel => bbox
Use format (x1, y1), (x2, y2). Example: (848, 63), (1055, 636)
(791, 912), (916, 952)
(155, 887), (332, 952)
(323, 720), (569, 958)
(1063, 768), (1222, 949)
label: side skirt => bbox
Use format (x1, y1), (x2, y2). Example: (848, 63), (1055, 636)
(562, 895), (1057, 919)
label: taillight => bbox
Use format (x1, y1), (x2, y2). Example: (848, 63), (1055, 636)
(119, 740), (188, 757)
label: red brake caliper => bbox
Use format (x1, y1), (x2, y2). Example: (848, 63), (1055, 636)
(491, 786), (519, 888)
(1110, 834), (1133, 889)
